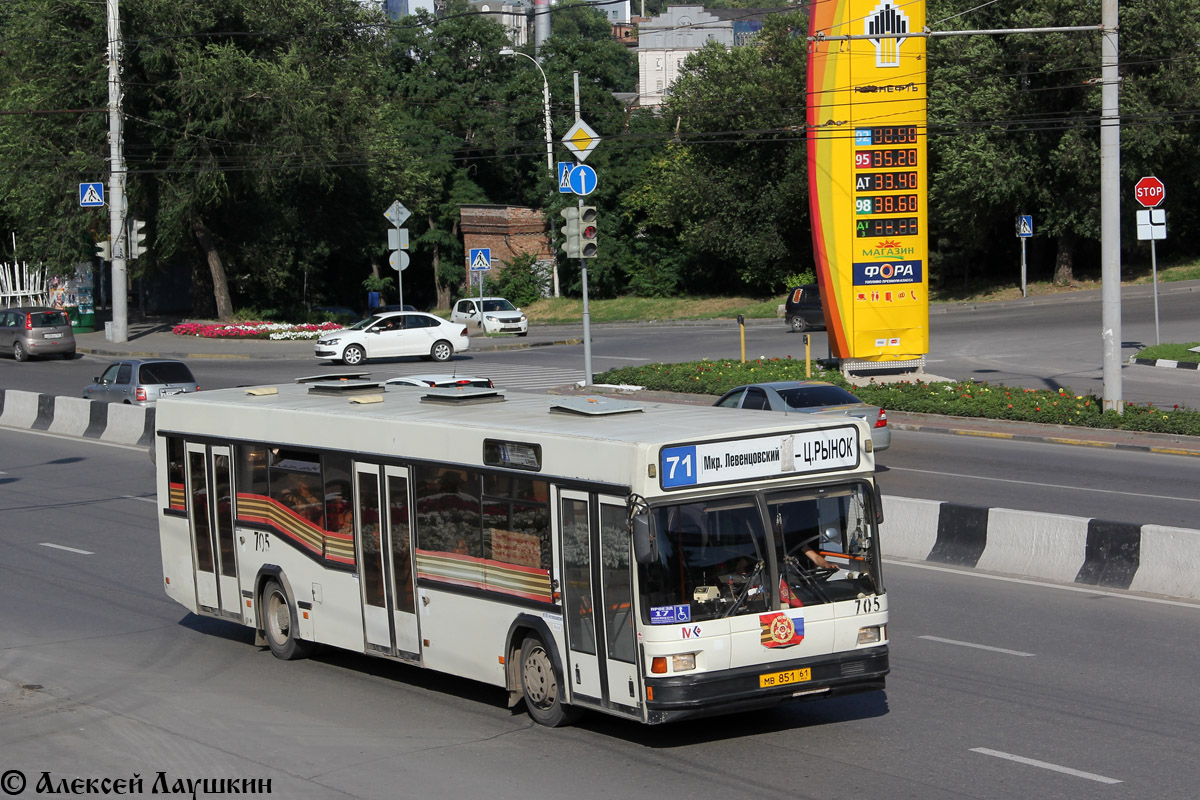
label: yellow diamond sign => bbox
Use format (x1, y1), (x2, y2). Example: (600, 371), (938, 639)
(562, 119), (601, 162)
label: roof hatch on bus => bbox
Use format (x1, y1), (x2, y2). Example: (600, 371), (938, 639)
(419, 387), (504, 405)
(549, 396), (644, 416)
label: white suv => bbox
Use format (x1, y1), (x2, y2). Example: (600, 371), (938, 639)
(450, 297), (528, 336)
(314, 312), (469, 365)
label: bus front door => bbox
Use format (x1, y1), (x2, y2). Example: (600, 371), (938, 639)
(184, 443), (240, 618)
(355, 463), (420, 660)
(559, 490), (642, 717)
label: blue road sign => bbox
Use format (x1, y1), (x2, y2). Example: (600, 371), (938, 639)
(79, 182), (105, 207)
(567, 164), (598, 197)
(469, 248), (492, 271)
(558, 162), (574, 194)
(1016, 215), (1033, 238)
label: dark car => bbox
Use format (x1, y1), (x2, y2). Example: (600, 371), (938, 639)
(84, 358), (199, 405)
(784, 284), (825, 333)
(370, 304), (418, 314)
(0, 306), (76, 361)
(714, 380), (890, 450)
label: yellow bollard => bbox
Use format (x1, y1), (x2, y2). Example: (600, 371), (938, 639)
(804, 333), (811, 377)
(738, 314), (746, 363)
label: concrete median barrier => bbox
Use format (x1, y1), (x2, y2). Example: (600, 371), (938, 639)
(0, 389), (154, 447)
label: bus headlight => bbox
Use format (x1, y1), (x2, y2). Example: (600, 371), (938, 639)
(857, 625), (884, 645)
(671, 653), (696, 672)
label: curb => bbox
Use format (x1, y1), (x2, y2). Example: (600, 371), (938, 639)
(1131, 358), (1200, 371)
(887, 415), (1200, 458)
(75, 336), (585, 361)
(883, 497), (1200, 602)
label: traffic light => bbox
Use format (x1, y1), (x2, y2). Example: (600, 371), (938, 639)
(559, 207), (581, 259)
(95, 239), (110, 261)
(579, 206), (597, 258)
(128, 219), (148, 259)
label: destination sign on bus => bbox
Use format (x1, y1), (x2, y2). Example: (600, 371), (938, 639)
(659, 427), (860, 490)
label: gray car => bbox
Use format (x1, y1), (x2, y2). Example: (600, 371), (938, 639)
(84, 359), (199, 405)
(714, 380), (891, 451)
(0, 306), (76, 361)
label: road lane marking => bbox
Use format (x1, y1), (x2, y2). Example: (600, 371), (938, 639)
(918, 635), (1034, 657)
(970, 748), (1121, 784)
(886, 466), (1200, 504)
(886, 559), (1200, 609)
(39, 542), (94, 555)
(122, 495), (156, 504)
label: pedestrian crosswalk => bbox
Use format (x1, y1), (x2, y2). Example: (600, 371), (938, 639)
(380, 363), (585, 392)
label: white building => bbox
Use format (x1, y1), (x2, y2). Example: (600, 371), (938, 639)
(636, 5), (771, 107)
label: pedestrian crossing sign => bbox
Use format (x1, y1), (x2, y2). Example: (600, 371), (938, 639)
(469, 248), (491, 271)
(79, 182), (104, 207)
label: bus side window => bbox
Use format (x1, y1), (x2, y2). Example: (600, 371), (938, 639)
(414, 466), (482, 558)
(166, 437), (186, 510)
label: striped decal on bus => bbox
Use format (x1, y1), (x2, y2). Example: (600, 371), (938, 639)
(415, 549), (552, 603)
(168, 482), (186, 511)
(236, 493), (336, 563)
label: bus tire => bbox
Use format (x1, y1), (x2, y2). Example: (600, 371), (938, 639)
(519, 635), (579, 727)
(342, 344), (366, 366)
(788, 315), (807, 333)
(430, 340), (453, 362)
(262, 579), (312, 661)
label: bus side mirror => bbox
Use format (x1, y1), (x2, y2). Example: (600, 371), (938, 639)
(632, 513), (656, 564)
(874, 483), (885, 525)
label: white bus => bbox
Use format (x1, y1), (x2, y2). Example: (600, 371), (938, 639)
(155, 377), (889, 726)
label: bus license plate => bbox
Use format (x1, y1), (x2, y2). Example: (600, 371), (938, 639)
(759, 668), (811, 688)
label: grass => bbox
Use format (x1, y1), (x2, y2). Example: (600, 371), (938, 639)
(1133, 343), (1200, 363)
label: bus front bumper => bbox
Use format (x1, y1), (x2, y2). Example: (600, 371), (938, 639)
(643, 645), (889, 724)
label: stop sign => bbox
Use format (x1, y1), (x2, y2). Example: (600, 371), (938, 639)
(1135, 176), (1165, 208)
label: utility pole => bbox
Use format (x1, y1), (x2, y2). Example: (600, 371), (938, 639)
(106, 0), (129, 343)
(1099, 0), (1122, 412)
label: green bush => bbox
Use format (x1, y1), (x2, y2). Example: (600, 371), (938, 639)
(594, 360), (1200, 436)
(485, 252), (547, 308)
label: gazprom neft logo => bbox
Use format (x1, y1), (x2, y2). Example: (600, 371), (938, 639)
(866, 1), (909, 68)
(853, 260), (922, 285)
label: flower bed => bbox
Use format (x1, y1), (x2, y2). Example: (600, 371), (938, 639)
(594, 359), (1200, 437)
(171, 321), (342, 340)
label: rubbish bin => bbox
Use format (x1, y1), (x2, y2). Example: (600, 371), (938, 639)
(65, 304), (96, 333)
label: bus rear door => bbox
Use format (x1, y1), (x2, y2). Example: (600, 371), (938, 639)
(183, 442), (240, 617)
(355, 463), (420, 660)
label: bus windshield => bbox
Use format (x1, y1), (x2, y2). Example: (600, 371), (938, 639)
(639, 495), (771, 622)
(638, 483), (881, 623)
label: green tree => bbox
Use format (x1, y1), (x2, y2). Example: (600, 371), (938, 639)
(0, 0), (109, 271)
(124, 0), (387, 319)
(631, 12), (811, 295)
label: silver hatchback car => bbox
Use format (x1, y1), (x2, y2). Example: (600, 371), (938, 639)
(84, 359), (199, 405)
(0, 306), (76, 361)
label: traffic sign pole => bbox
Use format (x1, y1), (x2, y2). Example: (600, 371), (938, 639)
(1134, 178), (1166, 345)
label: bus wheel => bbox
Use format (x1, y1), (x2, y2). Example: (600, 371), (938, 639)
(342, 344), (366, 366)
(519, 636), (578, 727)
(430, 340), (453, 362)
(789, 316), (807, 333)
(262, 579), (312, 661)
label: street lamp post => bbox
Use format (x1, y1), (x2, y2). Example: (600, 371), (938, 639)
(500, 47), (559, 296)
(500, 48), (553, 173)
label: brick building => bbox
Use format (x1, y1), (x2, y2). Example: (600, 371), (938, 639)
(459, 205), (552, 287)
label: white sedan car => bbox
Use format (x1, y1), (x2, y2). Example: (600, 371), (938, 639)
(314, 312), (469, 366)
(450, 297), (528, 336)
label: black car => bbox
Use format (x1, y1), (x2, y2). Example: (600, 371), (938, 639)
(784, 284), (825, 333)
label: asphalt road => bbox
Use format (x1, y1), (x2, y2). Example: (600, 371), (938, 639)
(1, 428), (1197, 799)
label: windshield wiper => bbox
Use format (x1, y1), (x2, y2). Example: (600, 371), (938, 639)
(724, 559), (765, 618)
